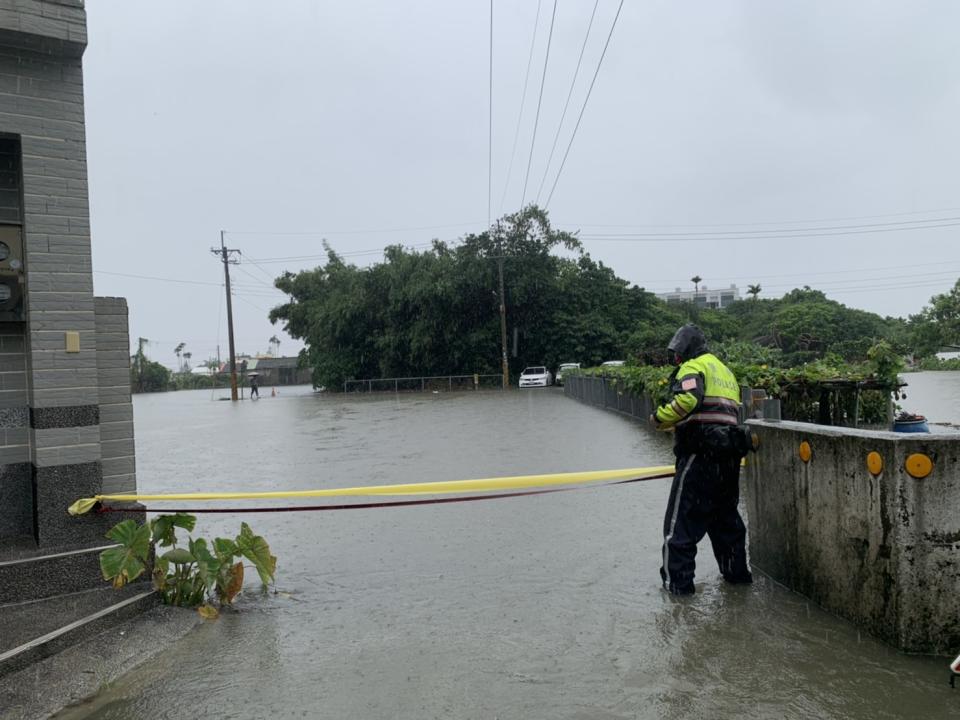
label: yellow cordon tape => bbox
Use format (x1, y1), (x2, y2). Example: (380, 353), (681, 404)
(67, 465), (677, 516)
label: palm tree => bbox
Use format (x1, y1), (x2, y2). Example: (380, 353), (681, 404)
(747, 283), (761, 301)
(269, 334), (280, 357)
(174, 342), (186, 372)
(691, 275), (702, 294)
(182, 351), (192, 372)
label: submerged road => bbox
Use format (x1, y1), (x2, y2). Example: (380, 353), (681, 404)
(60, 379), (960, 719)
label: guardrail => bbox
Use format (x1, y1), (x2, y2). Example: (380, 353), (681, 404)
(343, 374), (504, 393)
(563, 374), (656, 421)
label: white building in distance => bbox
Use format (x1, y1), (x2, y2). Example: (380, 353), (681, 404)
(658, 284), (742, 309)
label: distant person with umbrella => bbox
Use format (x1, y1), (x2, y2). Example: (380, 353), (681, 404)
(249, 372), (260, 399)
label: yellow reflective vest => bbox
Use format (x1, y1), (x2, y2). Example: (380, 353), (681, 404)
(655, 352), (740, 429)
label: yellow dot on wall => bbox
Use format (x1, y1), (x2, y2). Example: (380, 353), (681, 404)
(799, 441), (812, 463)
(866, 451), (884, 476)
(905, 453), (933, 479)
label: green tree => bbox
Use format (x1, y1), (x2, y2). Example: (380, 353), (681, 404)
(174, 342), (185, 372)
(909, 278), (960, 356)
(130, 355), (170, 393)
(270, 206), (669, 387)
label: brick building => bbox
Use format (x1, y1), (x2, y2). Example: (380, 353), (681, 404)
(0, 0), (138, 551)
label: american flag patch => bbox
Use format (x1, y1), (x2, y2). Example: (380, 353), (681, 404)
(681, 378), (698, 391)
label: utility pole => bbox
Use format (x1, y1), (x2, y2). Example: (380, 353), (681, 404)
(496, 221), (509, 390)
(211, 232), (240, 401)
(136, 336), (148, 393)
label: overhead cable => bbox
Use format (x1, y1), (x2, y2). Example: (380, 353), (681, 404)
(498, 0), (543, 214)
(488, 0), (494, 225)
(520, 0), (559, 209)
(580, 219), (960, 242)
(223, 221), (483, 237)
(535, 0), (600, 205)
(561, 205), (960, 230)
(544, 0), (625, 209)
(574, 215), (960, 238)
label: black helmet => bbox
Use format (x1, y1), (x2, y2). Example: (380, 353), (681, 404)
(667, 324), (707, 361)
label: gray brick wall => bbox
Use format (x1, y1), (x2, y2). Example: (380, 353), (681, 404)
(1, 4), (140, 546)
(95, 297), (135, 495)
(0, 1), (86, 53)
(0, 30), (96, 414)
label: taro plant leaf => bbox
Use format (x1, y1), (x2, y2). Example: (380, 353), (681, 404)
(213, 537), (239, 563)
(152, 555), (170, 592)
(150, 513), (197, 547)
(189, 537), (221, 591)
(100, 520), (151, 589)
(236, 522), (277, 585)
(162, 548), (195, 565)
(218, 561), (244, 605)
(198, 604), (219, 620)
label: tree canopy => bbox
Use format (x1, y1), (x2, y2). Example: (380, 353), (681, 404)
(266, 206), (958, 388)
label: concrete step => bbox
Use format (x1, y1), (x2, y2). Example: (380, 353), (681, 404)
(0, 586), (157, 679)
(0, 543), (119, 605)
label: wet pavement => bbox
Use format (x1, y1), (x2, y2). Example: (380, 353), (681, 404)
(55, 381), (960, 719)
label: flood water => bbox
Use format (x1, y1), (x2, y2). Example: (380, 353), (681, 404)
(59, 377), (960, 720)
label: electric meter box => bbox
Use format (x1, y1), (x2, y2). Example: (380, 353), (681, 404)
(0, 224), (25, 321)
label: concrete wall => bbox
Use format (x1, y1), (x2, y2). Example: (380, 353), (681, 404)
(0, 1), (139, 550)
(745, 420), (960, 655)
(95, 297), (134, 496)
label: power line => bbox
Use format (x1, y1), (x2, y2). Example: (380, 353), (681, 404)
(580, 219), (960, 243)
(233, 263), (282, 291)
(246, 239), (453, 265)
(223, 221), (483, 237)
(240, 252), (279, 284)
(561, 206), (960, 230)
(534, 0), (600, 205)
(575, 215), (960, 238)
(488, 0), (494, 226)
(95, 270), (222, 287)
(499, 0), (542, 214)
(826, 279), (957, 295)
(544, 0), (625, 209)
(651, 259), (960, 286)
(233, 293), (272, 314)
(746, 269), (960, 292)
(646, 269), (960, 296)
(520, 0), (558, 209)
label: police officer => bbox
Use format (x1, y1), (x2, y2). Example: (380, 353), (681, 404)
(652, 324), (753, 595)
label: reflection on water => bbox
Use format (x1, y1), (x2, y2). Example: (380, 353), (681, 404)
(57, 386), (956, 720)
(900, 371), (960, 426)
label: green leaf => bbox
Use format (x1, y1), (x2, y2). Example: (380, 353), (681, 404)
(150, 513), (197, 547)
(100, 520), (151, 589)
(189, 537), (220, 591)
(100, 544), (146, 588)
(235, 522), (276, 586)
(162, 548), (195, 565)
(213, 537), (239, 562)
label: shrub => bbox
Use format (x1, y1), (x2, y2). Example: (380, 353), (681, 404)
(100, 513), (277, 618)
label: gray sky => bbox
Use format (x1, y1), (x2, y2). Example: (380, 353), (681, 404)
(82, 1), (960, 369)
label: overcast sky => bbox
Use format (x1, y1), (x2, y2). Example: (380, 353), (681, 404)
(82, 1), (960, 369)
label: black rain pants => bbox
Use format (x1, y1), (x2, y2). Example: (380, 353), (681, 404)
(659, 450), (752, 595)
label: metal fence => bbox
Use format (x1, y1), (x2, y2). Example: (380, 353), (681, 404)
(563, 374), (656, 421)
(343, 374), (503, 393)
